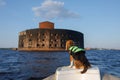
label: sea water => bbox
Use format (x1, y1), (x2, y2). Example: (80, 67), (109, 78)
(0, 49), (119, 80)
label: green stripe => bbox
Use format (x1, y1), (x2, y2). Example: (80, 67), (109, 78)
(74, 48), (84, 53)
(72, 46), (78, 52)
(69, 46), (75, 51)
(69, 46), (78, 51)
(69, 46), (85, 53)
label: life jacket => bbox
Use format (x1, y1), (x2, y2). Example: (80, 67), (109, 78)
(69, 46), (85, 55)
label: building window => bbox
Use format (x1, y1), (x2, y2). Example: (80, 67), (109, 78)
(50, 39), (53, 42)
(51, 33), (53, 36)
(55, 33), (58, 36)
(49, 44), (51, 47)
(21, 44), (24, 48)
(61, 39), (65, 42)
(61, 44), (65, 48)
(55, 44), (57, 47)
(36, 44), (40, 48)
(30, 34), (32, 37)
(62, 34), (64, 37)
(29, 39), (32, 41)
(42, 44), (44, 47)
(49, 44), (54, 48)
(54, 39), (57, 42)
(42, 33), (44, 36)
(42, 39), (44, 41)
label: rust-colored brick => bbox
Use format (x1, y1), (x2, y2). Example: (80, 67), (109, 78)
(39, 21), (54, 29)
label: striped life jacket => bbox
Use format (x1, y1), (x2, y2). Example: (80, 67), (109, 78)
(69, 46), (85, 55)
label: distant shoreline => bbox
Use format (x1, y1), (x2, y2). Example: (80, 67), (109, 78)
(0, 48), (119, 50)
(0, 48), (17, 50)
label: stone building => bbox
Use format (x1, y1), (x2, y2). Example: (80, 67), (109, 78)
(18, 21), (84, 51)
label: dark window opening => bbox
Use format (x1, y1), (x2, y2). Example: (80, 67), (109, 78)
(29, 39), (32, 41)
(42, 39), (44, 41)
(42, 44), (44, 47)
(55, 44), (57, 47)
(37, 44), (40, 47)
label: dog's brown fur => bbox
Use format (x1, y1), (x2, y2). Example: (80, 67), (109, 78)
(66, 40), (91, 74)
(66, 40), (74, 62)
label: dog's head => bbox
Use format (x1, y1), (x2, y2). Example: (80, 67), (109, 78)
(66, 40), (74, 50)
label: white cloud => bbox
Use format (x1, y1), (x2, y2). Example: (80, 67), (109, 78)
(0, 0), (6, 6)
(32, 0), (79, 19)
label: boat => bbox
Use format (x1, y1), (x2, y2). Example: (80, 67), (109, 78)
(44, 65), (101, 80)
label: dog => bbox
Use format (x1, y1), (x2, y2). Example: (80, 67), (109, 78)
(66, 40), (91, 74)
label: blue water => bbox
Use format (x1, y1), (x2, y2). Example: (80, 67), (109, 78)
(0, 49), (120, 80)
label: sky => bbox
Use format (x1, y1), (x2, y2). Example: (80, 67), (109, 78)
(0, 0), (120, 49)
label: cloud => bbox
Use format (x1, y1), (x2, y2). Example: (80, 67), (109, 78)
(32, 0), (79, 19)
(0, 0), (6, 6)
